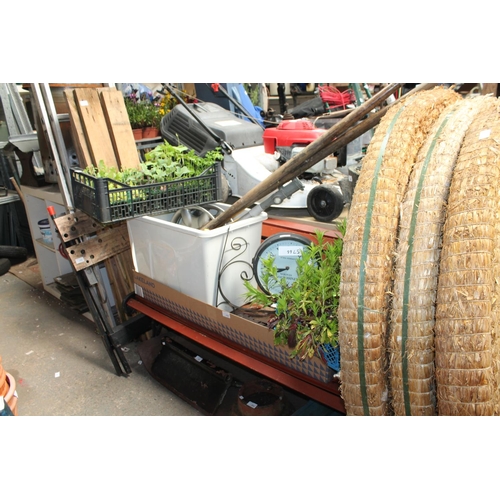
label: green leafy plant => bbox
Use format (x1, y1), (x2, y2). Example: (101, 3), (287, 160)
(142, 100), (162, 128)
(124, 96), (143, 129)
(243, 83), (260, 106)
(124, 95), (162, 129)
(243, 222), (346, 361)
(142, 141), (223, 180)
(83, 142), (223, 186)
(84, 160), (125, 186)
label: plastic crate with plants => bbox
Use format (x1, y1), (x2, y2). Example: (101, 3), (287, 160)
(71, 141), (224, 224)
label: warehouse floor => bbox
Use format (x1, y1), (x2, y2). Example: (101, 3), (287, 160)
(0, 263), (204, 416)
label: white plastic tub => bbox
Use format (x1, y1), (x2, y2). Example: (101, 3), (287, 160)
(127, 204), (267, 310)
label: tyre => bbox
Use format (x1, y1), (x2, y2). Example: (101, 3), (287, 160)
(0, 258), (11, 276)
(0, 245), (28, 261)
(306, 184), (345, 222)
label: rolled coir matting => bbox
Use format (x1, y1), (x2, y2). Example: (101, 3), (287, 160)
(434, 97), (500, 416)
(338, 87), (462, 416)
(388, 96), (494, 416)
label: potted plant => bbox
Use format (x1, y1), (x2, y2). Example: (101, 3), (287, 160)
(142, 101), (162, 138)
(243, 223), (346, 365)
(124, 95), (144, 139)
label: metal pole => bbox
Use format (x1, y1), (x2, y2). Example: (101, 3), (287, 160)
(29, 84), (74, 211)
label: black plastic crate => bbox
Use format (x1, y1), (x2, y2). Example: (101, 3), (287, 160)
(71, 163), (223, 224)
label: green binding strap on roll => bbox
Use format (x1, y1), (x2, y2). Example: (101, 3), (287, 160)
(401, 110), (455, 415)
(357, 103), (408, 415)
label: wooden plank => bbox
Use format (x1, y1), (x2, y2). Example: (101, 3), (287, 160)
(262, 218), (342, 243)
(53, 209), (104, 242)
(63, 89), (93, 169)
(64, 223), (131, 271)
(98, 88), (141, 170)
(104, 250), (135, 322)
(73, 88), (118, 168)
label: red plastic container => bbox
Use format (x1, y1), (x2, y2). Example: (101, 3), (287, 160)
(262, 119), (326, 154)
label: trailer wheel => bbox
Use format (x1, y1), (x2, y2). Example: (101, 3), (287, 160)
(307, 185), (344, 222)
(0, 258), (11, 276)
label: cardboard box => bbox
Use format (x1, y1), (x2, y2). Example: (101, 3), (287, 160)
(133, 271), (334, 384)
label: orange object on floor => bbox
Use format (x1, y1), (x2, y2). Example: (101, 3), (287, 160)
(4, 372), (18, 416)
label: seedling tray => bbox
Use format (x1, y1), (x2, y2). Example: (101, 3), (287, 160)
(71, 163), (223, 224)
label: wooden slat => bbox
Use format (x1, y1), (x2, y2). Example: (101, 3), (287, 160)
(53, 209), (104, 242)
(64, 223), (130, 271)
(105, 250), (135, 322)
(262, 218), (342, 243)
(98, 88), (141, 170)
(64, 89), (94, 169)
(73, 88), (118, 168)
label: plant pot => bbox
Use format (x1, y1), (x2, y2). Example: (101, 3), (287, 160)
(132, 128), (143, 140)
(38, 218), (53, 245)
(4, 372), (18, 416)
(0, 381), (7, 397)
(0, 356), (7, 396)
(143, 127), (160, 139)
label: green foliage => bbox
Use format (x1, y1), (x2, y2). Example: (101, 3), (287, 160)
(124, 96), (161, 128)
(124, 97), (143, 129)
(142, 101), (161, 128)
(244, 221), (347, 361)
(243, 84), (260, 106)
(83, 142), (223, 187)
(142, 141), (223, 181)
(84, 161), (124, 188)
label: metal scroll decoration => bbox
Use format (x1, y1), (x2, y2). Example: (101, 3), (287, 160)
(216, 232), (254, 310)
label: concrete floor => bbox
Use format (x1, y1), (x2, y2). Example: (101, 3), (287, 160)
(0, 268), (202, 416)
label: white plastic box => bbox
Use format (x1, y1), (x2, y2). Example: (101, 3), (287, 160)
(127, 204), (267, 311)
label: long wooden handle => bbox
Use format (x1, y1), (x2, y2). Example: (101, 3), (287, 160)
(9, 177), (25, 205)
(203, 83), (404, 230)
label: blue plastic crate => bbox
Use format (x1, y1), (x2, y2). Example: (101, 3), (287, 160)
(319, 343), (340, 372)
(71, 163), (223, 224)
